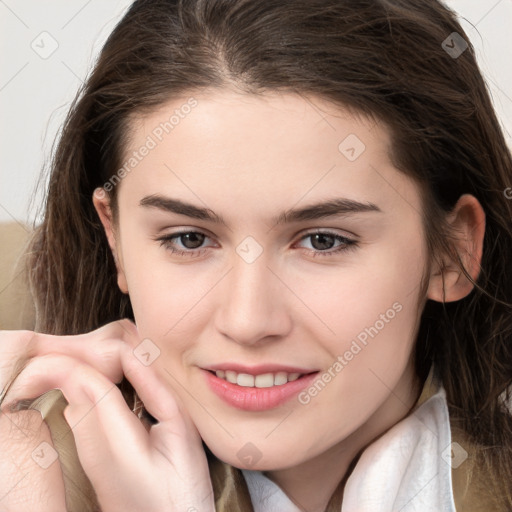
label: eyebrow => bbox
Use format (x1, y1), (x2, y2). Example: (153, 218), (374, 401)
(139, 194), (382, 226)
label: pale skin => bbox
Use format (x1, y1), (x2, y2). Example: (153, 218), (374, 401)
(0, 89), (485, 511)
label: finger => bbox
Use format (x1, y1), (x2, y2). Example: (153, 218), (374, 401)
(1, 353), (149, 460)
(0, 352), (150, 507)
(119, 343), (186, 424)
(116, 332), (193, 424)
(27, 319), (140, 384)
(118, 344), (204, 455)
(54, 356), (214, 512)
(59, 363), (150, 478)
(0, 330), (38, 385)
(1, 353), (121, 413)
(2, 352), (146, 442)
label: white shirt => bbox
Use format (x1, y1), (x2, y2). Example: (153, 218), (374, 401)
(241, 385), (456, 511)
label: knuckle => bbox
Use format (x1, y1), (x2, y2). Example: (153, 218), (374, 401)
(20, 354), (80, 387)
(30, 352), (75, 367)
(65, 361), (109, 391)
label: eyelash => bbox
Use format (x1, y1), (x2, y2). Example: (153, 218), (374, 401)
(154, 230), (358, 258)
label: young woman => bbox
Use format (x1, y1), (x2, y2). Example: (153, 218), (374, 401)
(1, 0), (511, 510)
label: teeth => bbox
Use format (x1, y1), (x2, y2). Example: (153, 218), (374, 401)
(274, 372), (288, 385)
(237, 373), (254, 387)
(254, 373), (274, 388)
(225, 370), (237, 384)
(214, 370), (305, 387)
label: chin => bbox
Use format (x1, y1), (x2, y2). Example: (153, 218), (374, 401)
(210, 445), (302, 473)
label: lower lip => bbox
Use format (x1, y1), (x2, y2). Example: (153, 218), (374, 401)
(203, 369), (319, 411)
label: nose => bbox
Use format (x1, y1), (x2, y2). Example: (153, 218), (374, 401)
(213, 252), (292, 346)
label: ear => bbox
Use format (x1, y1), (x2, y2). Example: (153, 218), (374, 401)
(92, 188), (129, 295)
(427, 194), (485, 303)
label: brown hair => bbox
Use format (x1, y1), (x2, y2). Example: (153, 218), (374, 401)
(4, 0), (512, 509)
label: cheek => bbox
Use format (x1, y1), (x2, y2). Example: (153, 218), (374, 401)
(299, 242), (425, 412)
(123, 259), (173, 335)
(292, 236), (425, 392)
(294, 236), (425, 340)
(120, 240), (225, 353)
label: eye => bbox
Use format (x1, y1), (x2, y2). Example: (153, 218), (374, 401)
(154, 230), (215, 257)
(295, 230), (357, 257)
(154, 229), (358, 259)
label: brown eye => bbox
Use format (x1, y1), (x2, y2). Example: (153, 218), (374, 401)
(295, 230), (357, 258)
(176, 232), (205, 249)
(309, 233), (337, 251)
(155, 230), (214, 257)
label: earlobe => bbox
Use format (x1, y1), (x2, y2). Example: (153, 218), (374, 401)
(92, 188), (129, 295)
(426, 194), (485, 303)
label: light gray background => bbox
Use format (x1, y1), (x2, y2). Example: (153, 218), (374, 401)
(1, 0), (511, 225)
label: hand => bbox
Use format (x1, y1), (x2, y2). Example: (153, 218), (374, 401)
(0, 320), (132, 512)
(1, 319), (130, 393)
(0, 320), (216, 512)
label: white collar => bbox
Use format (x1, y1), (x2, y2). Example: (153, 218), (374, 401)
(241, 385), (456, 512)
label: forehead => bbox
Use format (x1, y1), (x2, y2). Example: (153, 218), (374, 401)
(117, 90), (422, 222)
(126, 90), (385, 160)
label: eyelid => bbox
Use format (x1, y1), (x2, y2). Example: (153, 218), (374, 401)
(293, 229), (358, 254)
(154, 226), (216, 241)
(154, 228), (218, 249)
(154, 226), (359, 259)
(295, 227), (359, 242)
(155, 226), (357, 244)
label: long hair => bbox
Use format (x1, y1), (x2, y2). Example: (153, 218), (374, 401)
(3, 0), (512, 509)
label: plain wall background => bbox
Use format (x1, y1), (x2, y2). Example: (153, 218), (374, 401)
(1, 0), (511, 225)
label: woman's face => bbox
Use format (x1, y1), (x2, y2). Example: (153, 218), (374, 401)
(96, 90), (430, 471)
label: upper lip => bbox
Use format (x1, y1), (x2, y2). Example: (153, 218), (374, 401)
(202, 363), (319, 375)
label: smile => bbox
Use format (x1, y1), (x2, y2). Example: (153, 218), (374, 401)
(203, 369), (320, 411)
(212, 370), (303, 388)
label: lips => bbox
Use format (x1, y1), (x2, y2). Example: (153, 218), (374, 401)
(202, 363), (318, 389)
(210, 369), (309, 388)
(202, 366), (320, 411)
(202, 363), (317, 375)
